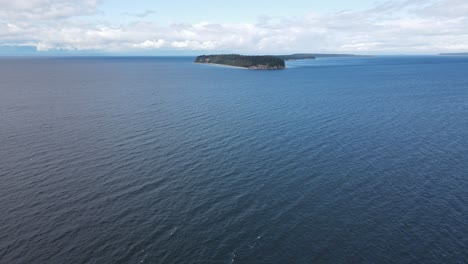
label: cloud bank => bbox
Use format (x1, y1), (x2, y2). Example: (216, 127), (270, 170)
(0, 0), (467, 54)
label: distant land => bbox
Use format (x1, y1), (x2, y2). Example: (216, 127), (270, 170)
(276, 54), (316, 60)
(439, 53), (468, 56)
(194, 53), (366, 70)
(195, 54), (286, 70)
(277, 53), (364, 60)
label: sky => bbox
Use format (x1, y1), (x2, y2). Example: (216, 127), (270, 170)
(1, 0), (468, 55)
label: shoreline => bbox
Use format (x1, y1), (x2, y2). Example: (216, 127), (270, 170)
(194, 62), (248, 70)
(194, 62), (286, 70)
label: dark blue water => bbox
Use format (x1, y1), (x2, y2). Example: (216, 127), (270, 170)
(1, 56), (468, 264)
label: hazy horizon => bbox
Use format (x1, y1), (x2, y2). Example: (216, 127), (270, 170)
(0, 47), (465, 57)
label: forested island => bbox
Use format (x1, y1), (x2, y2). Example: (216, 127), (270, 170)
(195, 53), (364, 69)
(195, 55), (285, 70)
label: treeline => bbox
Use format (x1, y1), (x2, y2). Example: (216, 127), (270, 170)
(195, 54), (285, 69)
(276, 54), (316, 60)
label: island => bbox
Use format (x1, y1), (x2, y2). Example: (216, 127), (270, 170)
(195, 54), (285, 70)
(195, 53), (366, 70)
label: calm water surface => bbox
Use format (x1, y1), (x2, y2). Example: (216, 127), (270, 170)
(1, 56), (468, 263)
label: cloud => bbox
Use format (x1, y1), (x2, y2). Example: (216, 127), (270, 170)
(0, 0), (468, 53)
(0, 0), (100, 20)
(122, 10), (157, 18)
(415, 0), (468, 18)
(133, 39), (165, 49)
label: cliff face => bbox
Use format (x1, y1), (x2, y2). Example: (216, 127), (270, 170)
(195, 54), (285, 70)
(248, 64), (284, 70)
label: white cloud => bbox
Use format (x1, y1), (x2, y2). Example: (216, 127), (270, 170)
(416, 0), (468, 18)
(133, 39), (165, 49)
(0, 0), (100, 20)
(0, 0), (468, 54)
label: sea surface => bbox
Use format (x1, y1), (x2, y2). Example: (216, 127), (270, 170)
(1, 56), (468, 264)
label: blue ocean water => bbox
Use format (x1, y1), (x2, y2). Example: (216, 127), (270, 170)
(1, 56), (468, 263)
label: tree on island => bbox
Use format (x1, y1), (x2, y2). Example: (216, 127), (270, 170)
(195, 54), (285, 70)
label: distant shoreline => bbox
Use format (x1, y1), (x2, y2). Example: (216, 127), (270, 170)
(195, 62), (248, 70)
(439, 53), (468, 56)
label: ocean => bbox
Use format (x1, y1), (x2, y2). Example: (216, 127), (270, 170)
(1, 56), (468, 263)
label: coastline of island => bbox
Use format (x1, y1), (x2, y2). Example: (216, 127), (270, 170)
(195, 54), (286, 70)
(197, 62), (248, 70)
(194, 53), (367, 70)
